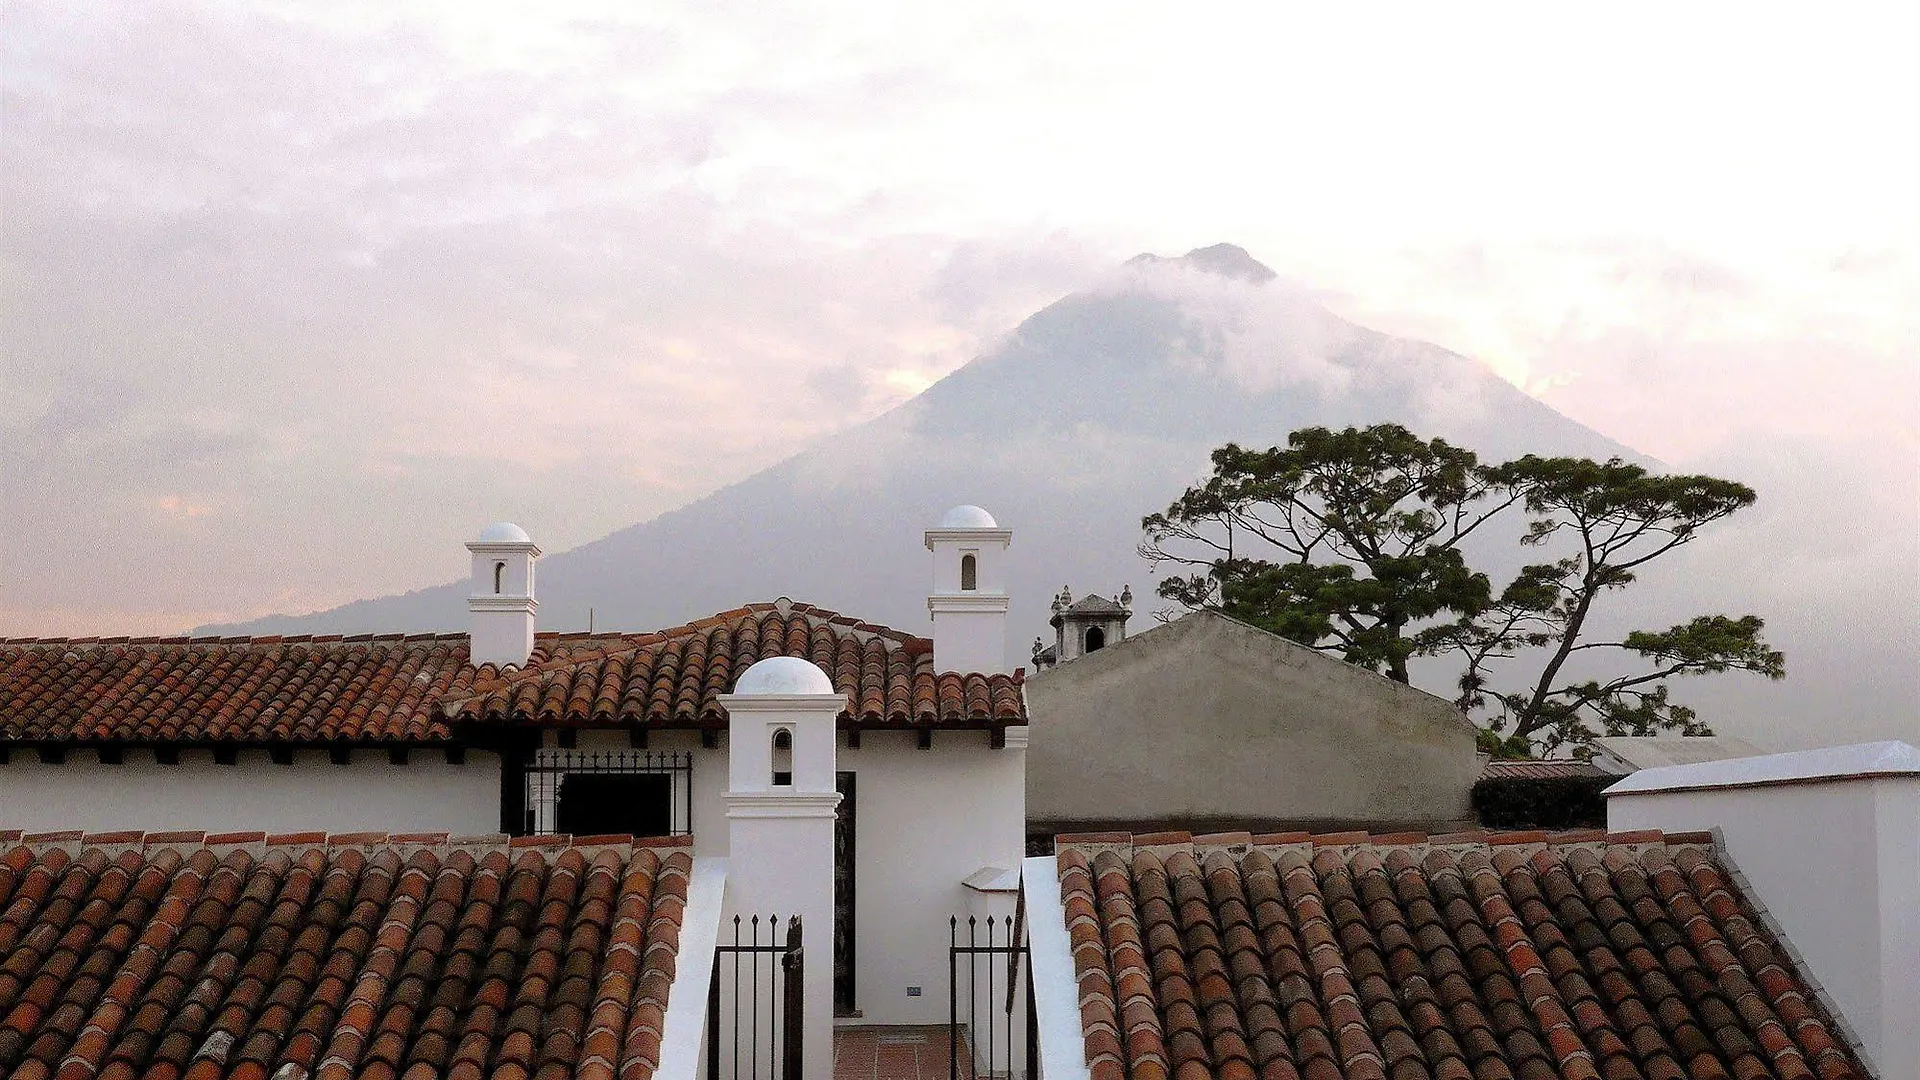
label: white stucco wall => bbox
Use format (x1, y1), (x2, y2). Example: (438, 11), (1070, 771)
(1607, 743), (1920, 1079)
(0, 749), (502, 833)
(827, 731), (1027, 1025)
(0, 724), (1026, 1042)
(573, 727), (1028, 1026)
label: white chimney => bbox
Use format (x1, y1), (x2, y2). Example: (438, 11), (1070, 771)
(466, 521), (540, 670)
(719, 657), (843, 1080)
(925, 504), (1012, 673)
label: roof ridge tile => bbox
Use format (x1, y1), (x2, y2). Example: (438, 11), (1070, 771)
(1663, 829), (1716, 846)
(265, 830), (328, 845)
(1486, 827), (1548, 842)
(1191, 830), (1252, 854)
(1131, 830), (1193, 858)
(1309, 829), (1370, 847)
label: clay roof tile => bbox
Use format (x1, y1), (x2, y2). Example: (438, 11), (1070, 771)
(1055, 831), (1867, 1080)
(0, 834), (693, 1080)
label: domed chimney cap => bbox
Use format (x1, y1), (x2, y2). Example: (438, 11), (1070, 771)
(475, 521), (533, 544)
(938, 504), (998, 529)
(734, 656), (838, 696)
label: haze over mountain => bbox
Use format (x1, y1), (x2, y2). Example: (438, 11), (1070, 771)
(213, 246), (1911, 751)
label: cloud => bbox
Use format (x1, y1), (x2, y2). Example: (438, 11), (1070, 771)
(1635, 429), (1920, 748)
(155, 495), (213, 519)
(1098, 257), (1359, 397)
(1, 0), (1913, 663)
(1, 4), (1129, 633)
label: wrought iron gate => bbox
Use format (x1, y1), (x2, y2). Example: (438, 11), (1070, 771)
(707, 915), (804, 1080)
(949, 909), (1032, 1080)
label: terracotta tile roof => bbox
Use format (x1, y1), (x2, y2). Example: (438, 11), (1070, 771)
(1480, 760), (1611, 782)
(1055, 830), (1866, 1080)
(0, 600), (1026, 745)
(0, 829), (692, 1080)
(0, 634), (478, 744)
(445, 601), (1027, 731)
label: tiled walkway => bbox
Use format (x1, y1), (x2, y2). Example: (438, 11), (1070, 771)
(833, 1025), (971, 1080)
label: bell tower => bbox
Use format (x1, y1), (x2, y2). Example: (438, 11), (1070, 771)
(1032, 585), (1132, 669)
(925, 504), (1012, 673)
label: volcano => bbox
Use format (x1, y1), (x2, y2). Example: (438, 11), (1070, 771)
(213, 245), (1639, 655)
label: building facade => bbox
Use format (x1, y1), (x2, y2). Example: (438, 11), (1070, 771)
(0, 511), (1029, 1032)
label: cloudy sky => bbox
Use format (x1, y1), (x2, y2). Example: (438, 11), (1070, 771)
(2, 1), (1915, 640)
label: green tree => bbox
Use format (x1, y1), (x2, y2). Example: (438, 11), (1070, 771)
(1141, 426), (1519, 683)
(1141, 425), (1784, 757)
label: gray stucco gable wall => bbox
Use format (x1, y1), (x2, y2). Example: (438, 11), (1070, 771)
(1023, 610), (1479, 832)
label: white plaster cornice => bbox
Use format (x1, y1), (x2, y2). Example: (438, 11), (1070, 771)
(465, 540), (543, 557)
(724, 791), (843, 818)
(1000, 724), (1031, 751)
(924, 528), (1013, 548)
(1604, 740), (1920, 797)
(715, 693), (847, 713)
(467, 595), (537, 611)
(926, 594), (1011, 613)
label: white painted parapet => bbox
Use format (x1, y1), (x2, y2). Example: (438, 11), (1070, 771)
(1022, 856), (1091, 1080)
(1606, 740), (1920, 1078)
(719, 657), (842, 1080)
(657, 858), (728, 1080)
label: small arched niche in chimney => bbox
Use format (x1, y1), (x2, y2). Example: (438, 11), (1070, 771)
(771, 727), (793, 786)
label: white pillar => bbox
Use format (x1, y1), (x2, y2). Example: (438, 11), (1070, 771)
(720, 657), (843, 1080)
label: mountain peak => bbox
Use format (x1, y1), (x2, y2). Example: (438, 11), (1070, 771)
(1128, 243), (1277, 284)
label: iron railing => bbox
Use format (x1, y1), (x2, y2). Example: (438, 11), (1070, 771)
(707, 915), (804, 1080)
(950, 909), (1032, 1080)
(522, 748), (692, 836)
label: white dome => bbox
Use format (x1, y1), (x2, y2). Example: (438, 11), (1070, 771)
(938, 504), (998, 529)
(476, 521), (532, 544)
(734, 656), (837, 696)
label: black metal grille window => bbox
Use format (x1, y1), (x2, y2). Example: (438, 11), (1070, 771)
(708, 915), (804, 1080)
(950, 910), (1032, 1080)
(523, 748), (693, 836)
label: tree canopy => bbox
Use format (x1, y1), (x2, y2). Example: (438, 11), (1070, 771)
(1141, 424), (1784, 757)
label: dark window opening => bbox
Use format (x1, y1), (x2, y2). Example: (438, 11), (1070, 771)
(493, 561), (506, 594)
(523, 749), (691, 836)
(772, 727), (793, 786)
(554, 772), (672, 836)
(960, 553), (977, 591)
(1085, 626), (1106, 652)
(834, 770), (856, 1013)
